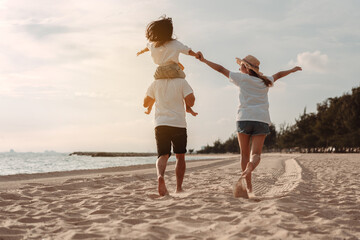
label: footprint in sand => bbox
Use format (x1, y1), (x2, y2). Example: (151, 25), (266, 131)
(262, 158), (302, 198)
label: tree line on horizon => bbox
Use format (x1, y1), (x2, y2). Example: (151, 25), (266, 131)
(197, 86), (360, 154)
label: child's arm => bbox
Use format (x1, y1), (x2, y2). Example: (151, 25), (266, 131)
(137, 47), (149, 56)
(199, 54), (230, 78)
(272, 66), (302, 82)
(188, 50), (202, 60)
(177, 50), (200, 71)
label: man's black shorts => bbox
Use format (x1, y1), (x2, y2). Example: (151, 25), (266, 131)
(155, 126), (187, 158)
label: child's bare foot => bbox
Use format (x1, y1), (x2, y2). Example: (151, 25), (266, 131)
(158, 176), (169, 196)
(233, 177), (249, 198)
(186, 108), (198, 116)
(145, 106), (152, 115)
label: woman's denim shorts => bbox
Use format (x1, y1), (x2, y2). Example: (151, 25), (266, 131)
(236, 121), (270, 136)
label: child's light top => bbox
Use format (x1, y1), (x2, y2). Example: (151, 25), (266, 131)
(147, 40), (191, 66)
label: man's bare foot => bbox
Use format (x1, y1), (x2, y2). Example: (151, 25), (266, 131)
(158, 176), (169, 196)
(175, 188), (183, 193)
(233, 177), (249, 198)
(186, 108), (198, 117)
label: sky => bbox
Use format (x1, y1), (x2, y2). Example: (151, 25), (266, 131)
(0, 0), (359, 152)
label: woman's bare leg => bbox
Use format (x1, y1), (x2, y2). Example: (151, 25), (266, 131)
(234, 133), (251, 197)
(241, 135), (266, 192)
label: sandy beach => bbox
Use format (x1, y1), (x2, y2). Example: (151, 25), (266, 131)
(0, 153), (359, 240)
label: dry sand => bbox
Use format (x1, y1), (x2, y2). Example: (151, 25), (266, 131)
(0, 153), (359, 240)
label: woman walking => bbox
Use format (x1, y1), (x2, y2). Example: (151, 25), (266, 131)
(199, 53), (302, 198)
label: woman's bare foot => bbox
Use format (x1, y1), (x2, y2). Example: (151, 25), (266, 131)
(233, 177), (249, 198)
(246, 181), (252, 193)
(241, 162), (254, 178)
(158, 176), (169, 196)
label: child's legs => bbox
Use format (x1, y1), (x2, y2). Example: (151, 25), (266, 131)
(154, 63), (186, 79)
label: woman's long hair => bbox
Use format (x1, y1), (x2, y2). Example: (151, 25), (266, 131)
(248, 69), (272, 87)
(146, 16), (174, 47)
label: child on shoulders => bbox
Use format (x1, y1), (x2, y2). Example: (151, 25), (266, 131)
(137, 16), (201, 116)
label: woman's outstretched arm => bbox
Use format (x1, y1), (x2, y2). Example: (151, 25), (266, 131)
(199, 53), (230, 78)
(272, 66), (302, 82)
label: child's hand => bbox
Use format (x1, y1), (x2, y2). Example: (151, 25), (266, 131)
(292, 66), (302, 72)
(195, 51), (201, 59)
(137, 47), (149, 56)
(196, 51), (204, 61)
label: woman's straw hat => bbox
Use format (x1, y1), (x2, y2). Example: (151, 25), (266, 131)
(236, 55), (263, 76)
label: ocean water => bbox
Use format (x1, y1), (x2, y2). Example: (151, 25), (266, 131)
(0, 152), (226, 176)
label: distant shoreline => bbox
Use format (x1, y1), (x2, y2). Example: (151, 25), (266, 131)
(69, 152), (157, 157)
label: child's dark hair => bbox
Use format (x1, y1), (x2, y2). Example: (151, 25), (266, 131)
(248, 69), (273, 87)
(146, 16), (174, 47)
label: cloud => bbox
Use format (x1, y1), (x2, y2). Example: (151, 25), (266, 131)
(289, 51), (329, 73)
(73, 91), (125, 102)
(20, 23), (75, 39)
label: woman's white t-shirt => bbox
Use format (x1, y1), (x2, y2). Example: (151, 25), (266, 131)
(229, 72), (274, 125)
(147, 40), (191, 66)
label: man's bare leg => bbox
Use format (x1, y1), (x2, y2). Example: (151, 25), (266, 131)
(156, 154), (169, 196)
(175, 153), (186, 193)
